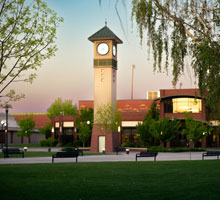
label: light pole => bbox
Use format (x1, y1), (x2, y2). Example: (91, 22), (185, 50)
(1, 120), (6, 149)
(131, 64), (135, 100)
(5, 104), (9, 158)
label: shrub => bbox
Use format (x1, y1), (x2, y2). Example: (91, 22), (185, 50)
(40, 137), (58, 147)
(39, 139), (47, 147)
(121, 142), (136, 147)
(147, 146), (206, 152)
(147, 146), (172, 152)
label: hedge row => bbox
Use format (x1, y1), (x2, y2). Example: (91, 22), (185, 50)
(40, 137), (58, 147)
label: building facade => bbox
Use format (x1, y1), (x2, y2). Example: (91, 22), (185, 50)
(0, 113), (48, 145)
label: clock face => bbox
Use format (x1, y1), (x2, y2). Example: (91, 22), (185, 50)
(97, 43), (109, 55)
(112, 44), (116, 56)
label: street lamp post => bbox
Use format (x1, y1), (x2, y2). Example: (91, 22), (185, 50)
(1, 120), (5, 149)
(5, 104), (9, 158)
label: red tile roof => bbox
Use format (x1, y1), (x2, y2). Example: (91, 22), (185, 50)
(79, 99), (153, 113)
(14, 114), (51, 129)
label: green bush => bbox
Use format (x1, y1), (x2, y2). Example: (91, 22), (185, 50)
(147, 146), (172, 152)
(40, 137), (58, 147)
(147, 146), (206, 152)
(121, 142), (136, 147)
(173, 147), (205, 152)
(39, 139), (47, 147)
(72, 140), (81, 147)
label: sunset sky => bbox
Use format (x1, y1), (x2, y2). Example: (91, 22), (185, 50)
(8, 0), (196, 113)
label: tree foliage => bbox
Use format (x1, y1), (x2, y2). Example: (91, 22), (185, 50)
(132, 0), (220, 114)
(0, 0), (63, 106)
(17, 115), (35, 139)
(47, 98), (78, 119)
(182, 113), (209, 143)
(95, 103), (122, 134)
(77, 123), (91, 147)
(137, 101), (160, 145)
(75, 107), (94, 125)
(137, 102), (180, 145)
(144, 101), (160, 121)
(38, 122), (51, 139)
(75, 107), (93, 147)
(137, 119), (154, 145)
(151, 117), (181, 143)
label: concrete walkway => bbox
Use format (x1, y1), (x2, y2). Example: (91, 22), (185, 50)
(0, 151), (216, 165)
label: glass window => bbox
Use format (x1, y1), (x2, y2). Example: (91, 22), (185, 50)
(164, 99), (173, 113)
(172, 98), (201, 113)
(63, 128), (74, 135)
(164, 97), (202, 113)
(121, 128), (140, 144)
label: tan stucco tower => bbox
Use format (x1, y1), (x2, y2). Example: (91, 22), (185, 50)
(88, 24), (122, 152)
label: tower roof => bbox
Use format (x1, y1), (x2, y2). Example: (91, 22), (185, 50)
(88, 25), (123, 44)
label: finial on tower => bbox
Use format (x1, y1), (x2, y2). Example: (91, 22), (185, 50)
(105, 19), (107, 26)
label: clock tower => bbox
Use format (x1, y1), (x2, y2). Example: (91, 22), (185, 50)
(88, 24), (122, 152)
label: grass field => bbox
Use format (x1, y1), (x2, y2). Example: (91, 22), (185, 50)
(0, 160), (220, 200)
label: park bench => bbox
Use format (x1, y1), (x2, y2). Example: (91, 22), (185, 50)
(64, 147), (83, 156)
(202, 150), (220, 160)
(136, 152), (158, 162)
(52, 150), (79, 163)
(115, 147), (129, 155)
(2, 147), (24, 158)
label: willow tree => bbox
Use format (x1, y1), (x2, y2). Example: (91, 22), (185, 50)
(132, 0), (220, 115)
(0, 0), (63, 107)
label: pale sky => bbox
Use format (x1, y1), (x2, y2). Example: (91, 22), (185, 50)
(8, 0), (196, 113)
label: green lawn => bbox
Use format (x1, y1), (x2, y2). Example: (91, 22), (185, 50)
(0, 160), (220, 200)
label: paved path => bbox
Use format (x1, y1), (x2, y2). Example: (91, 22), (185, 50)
(0, 151), (216, 165)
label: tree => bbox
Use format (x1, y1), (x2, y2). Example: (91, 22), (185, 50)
(95, 103), (122, 134)
(144, 101), (160, 121)
(131, 0), (220, 115)
(137, 119), (155, 146)
(38, 122), (51, 139)
(75, 107), (94, 125)
(47, 98), (78, 119)
(77, 123), (91, 147)
(151, 117), (181, 145)
(182, 113), (208, 146)
(0, 0), (63, 107)
(137, 101), (160, 145)
(75, 107), (94, 147)
(17, 115), (35, 143)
